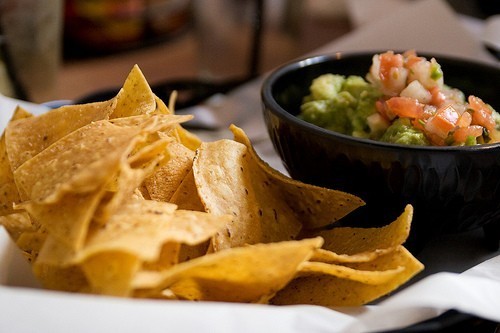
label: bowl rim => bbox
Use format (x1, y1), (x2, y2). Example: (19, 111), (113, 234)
(261, 51), (500, 152)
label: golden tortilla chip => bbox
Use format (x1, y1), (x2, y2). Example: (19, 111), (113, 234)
(15, 115), (189, 249)
(133, 237), (323, 303)
(171, 125), (202, 151)
(33, 262), (89, 292)
(194, 136), (363, 250)
(5, 99), (116, 171)
(110, 65), (156, 119)
(14, 114), (188, 204)
(194, 139), (302, 249)
(154, 94), (171, 115)
(21, 189), (107, 251)
(93, 139), (169, 224)
(297, 261), (405, 285)
(177, 241), (211, 263)
(169, 168), (205, 211)
(36, 199), (229, 266)
(271, 245), (424, 306)
(14, 119), (144, 203)
(0, 212), (35, 241)
(310, 247), (395, 264)
(165, 90), (201, 151)
(142, 242), (181, 271)
(81, 251), (141, 297)
(143, 141), (195, 203)
(231, 124), (365, 230)
(15, 227), (47, 263)
(304, 205), (413, 255)
(0, 106), (33, 213)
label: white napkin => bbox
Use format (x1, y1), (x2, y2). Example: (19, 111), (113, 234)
(0, 94), (49, 129)
(0, 224), (499, 333)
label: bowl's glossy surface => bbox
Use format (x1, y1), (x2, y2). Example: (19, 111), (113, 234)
(261, 52), (500, 251)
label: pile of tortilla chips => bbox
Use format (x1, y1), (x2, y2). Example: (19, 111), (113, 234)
(0, 65), (423, 306)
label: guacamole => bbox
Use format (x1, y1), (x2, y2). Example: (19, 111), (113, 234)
(380, 118), (429, 145)
(298, 51), (500, 146)
(299, 74), (382, 139)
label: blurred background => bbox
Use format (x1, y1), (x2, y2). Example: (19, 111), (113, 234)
(0, 0), (498, 103)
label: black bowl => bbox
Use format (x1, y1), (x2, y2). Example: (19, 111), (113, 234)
(261, 51), (500, 251)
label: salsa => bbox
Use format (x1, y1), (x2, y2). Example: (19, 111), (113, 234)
(299, 50), (500, 146)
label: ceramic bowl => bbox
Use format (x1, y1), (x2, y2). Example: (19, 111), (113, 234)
(261, 52), (500, 251)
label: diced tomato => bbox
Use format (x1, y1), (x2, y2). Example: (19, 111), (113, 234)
(375, 99), (396, 121)
(385, 96), (424, 118)
(424, 105), (459, 139)
(429, 86), (446, 106)
(456, 111), (472, 128)
(426, 132), (446, 146)
(379, 51), (404, 83)
(411, 118), (425, 131)
(469, 95), (496, 131)
(452, 125), (483, 144)
(469, 96), (492, 114)
(403, 50), (424, 68)
(403, 50), (417, 57)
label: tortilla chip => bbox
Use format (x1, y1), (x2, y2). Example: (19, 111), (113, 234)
(194, 136), (363, 250)
(310, 247), (396, 264)
(133, 238), (323, 303)
(297, 261), (405, 285)
(272, 245), (423, 306)
(142, 242), (181, 271)
(81, 251), (141, 297)
(15, 227), (47, 263)
(110, 65), (156, 119)
(169, 169), (205, 211)
(33, 262), (89, 292)
(0, 106), (33, 213)
(231, 124), (365, 230)
(171, 125), (202, 151)
(36, 200), (229, 266)
(21, 189), (107, 250)
(154, 94), (171, 115)
(304, 205), (413, 255)
(5, 99), (116, 171)
(93, 139), (169, 224)
(194, 139), (302, 249)
(177, 241), (211, 263)
(14, 119), (144, 203)
(0, 212), (35, 241)
(144, 141), (195, 203)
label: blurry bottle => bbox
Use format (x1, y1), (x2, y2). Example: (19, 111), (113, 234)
(0, 0), (62, 102)
(63, 0), (192, 57)
(0, 36), (18, 98)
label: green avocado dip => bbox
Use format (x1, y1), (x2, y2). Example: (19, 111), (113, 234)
(380, 118), (429, 145)
(299, 74), (384, 140)
(297, 51), (500, 146)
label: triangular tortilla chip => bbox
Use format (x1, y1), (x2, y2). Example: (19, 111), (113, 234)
(133, 238), (323, 303)
(144, 141), (195, 203)
(36, 200), (229, 265)
(231, 124), (365, 230)
(1, 106), (33, 213)
(271, 245), (423, 306)
(304, 205), (413, 255)
(81, 251), (141, 297)
(110, 65), (156, 119)
(5, 99), (116, 171)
